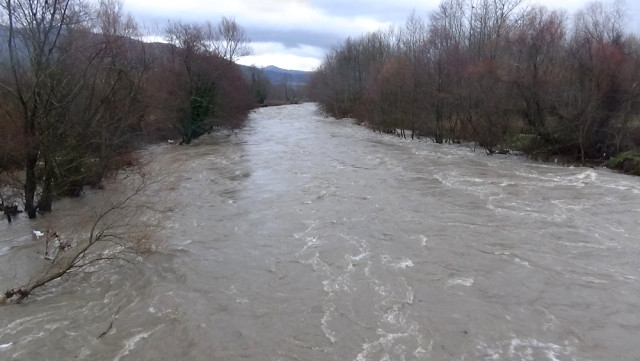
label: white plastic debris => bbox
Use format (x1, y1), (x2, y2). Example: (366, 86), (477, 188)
(32, 230), (44, 241)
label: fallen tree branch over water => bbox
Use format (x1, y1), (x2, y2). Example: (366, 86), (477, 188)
(1, 166), (164, 304)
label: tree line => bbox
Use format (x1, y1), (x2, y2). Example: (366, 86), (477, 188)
(309, 0), (640, 172)
(0, 0), (258, 218)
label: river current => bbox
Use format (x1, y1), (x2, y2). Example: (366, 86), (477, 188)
(1, 103), (640, 360)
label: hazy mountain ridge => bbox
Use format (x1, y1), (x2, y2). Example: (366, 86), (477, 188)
(1, 25), (311, 86)
(241, 65), (310, 85)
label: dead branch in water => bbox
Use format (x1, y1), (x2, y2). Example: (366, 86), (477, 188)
(1, 165), (165, 304)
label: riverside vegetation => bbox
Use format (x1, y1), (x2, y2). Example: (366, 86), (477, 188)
(309, 0), (640, 174)
(0, 0), (264, 301)
(0, 0), (264, 219)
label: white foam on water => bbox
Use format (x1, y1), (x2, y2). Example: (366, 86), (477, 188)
(0, 342), (12, 350)
(550, 200), (586, 211)
(600, 181), (640, 194)
(380, 255), (414, 269)
(292, 220), (318, 240)
(514, 258), (533, 268)
(573, 169), (598, 183)
(0, 246), (12, 257)
(582, 276), (608, 284)
(383, 304), (409, 327)
(0, 314), (53, 337)
(559, 241), (608, 250)
(447, 277), (474, 287)
(16, 332), (45, 345)
(43, 320), (71, 331)
(508, 338), (574, 361)
(353, 325), (426, 361)
(414, 340), (433, 358)
(321, 310), (336, 344)
(512, 168), (598, 188)
(433, 171), (495, 196)
(113, 325), (163, 361)
(372, 283), (388, 297)
(172, 238), (194, 250)
(478, 336), (575, 361)
(350, 249), (367, 260)
(477, 341), (501, 360)
(301, 237), (321, 252)
(346, 236), (370, 263)
(302, 251), (330, 274)
(323, 273), (352, 294)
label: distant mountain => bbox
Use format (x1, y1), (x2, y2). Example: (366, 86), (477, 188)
(1, 26), (311, 87)
(248, 65), (311, 86)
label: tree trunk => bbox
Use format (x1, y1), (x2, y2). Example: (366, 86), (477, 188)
(38, 158), (55, 213)
(24, 147), (38, 219)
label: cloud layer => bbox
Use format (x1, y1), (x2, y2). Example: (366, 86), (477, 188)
(125, 0), (640, 71)
(125, 0), (431, 70)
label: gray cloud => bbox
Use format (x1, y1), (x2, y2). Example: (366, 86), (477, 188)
(311, 0), (436, 22)
(245, 27), (343, 49)
(127, 0), (640, 70)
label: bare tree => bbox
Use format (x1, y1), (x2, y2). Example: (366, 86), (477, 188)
(1, 0), (80, 218)
(310, 0), (640, 166)
(425, 0), (469, 143)
(163, 19), (253, 144)
(505, 6), (566, 137)
(43, 0), (149, 202)
(248, 66), (270, 105)
(363, 56), (415, 136)
(215, 17), (251, 62)
(1, 0), (149, 216)
(309, 30), (396, 119)
(400, 12), (429, 139)
(164, 21), (220, 144)
(556, 0), (636, 162)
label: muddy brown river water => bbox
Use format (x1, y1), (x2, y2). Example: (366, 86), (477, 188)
(1, 103), (640, 360)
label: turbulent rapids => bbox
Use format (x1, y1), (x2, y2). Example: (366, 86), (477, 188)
(1, 103), (640, 360)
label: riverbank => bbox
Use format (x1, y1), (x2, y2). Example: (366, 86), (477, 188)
(349, 119), (640, 177)
(1, 103), (640, 360)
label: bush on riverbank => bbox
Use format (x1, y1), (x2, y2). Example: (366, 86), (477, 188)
(607, 150), (640, 176)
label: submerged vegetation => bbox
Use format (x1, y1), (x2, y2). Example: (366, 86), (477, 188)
(0, 0), (257, 302)
(309, 0), (640, 174)
(2, 165), (159, 303)
(0, 0), (257, 218)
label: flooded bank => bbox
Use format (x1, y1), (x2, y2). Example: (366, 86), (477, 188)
(1, 103), (639, 360)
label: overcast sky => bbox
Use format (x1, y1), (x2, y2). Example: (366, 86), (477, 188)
(124, 0), (640, 71)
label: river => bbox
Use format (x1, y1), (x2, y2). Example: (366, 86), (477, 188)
(1, 103), (640, 360)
